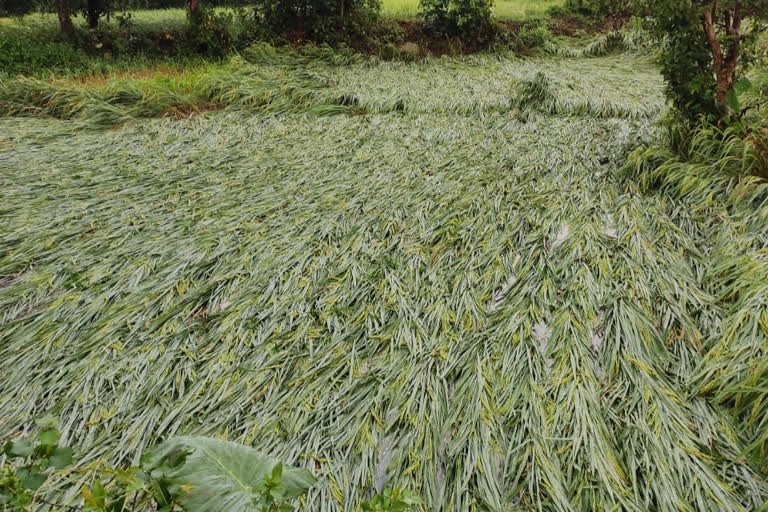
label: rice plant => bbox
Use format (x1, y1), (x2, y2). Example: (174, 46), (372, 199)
(0, 44), (666, 126)
(0, 42), (767, 511)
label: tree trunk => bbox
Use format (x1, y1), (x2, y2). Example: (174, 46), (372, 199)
(56, 0), (73, 36)
(188, 0), (201, 24)
(87, 0), (99, 29)
(702, 4), (743, 107)
(339, 0), (345, 22)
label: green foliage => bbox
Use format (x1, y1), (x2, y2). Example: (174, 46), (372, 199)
(642, 0), (768, 124)
(185, 6), (238, 56)
(651, 1), (719, 123)
(361, 488), (422, 511)
(0, 0), (35, 17)
(0, 28), (91, 76)
(0, 46), (666, 126)
(695, 246), (768, 474)
(622, 111), (768, 468)
(4, 46), (766, 511)
(253, 0), (381, 43)
(0, 8), (273, 71)
(1, 425), (316, 512)
(511, 70), (556, 111)
(419, 0), (494, 40)
(510, 22), (551, 52)
(564, 0), (633, 16)
(0, 417), (72, 510)
(624, 122), (768, 195)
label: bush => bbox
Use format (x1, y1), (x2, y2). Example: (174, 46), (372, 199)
(419, 0), (494, 40)
(254, 0), (381, 43)
(186, 6), (237, 56)
(510, 22), (551, 52)
(564, 0), (635, 16)
(0, 29), (92, 76)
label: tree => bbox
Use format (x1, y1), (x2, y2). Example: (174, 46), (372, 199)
(56, 0), (74, 35)
(645, 0), (768, 120)
(188, 0), (201, 23)
(79, 0), (110, 28)
(700, 1), (756, 105)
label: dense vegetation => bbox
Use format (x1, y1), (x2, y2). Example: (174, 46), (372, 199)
(642, 0), (768, 122)
(2, 420), (319, 511)
(1, 0), (767, 511)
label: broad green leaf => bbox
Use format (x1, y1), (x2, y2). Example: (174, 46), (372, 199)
(39, 428), (60, 447)
(49, 447), (73, 469)
(35, 415), (57, 431)
(21, 472), (46, 491)
(6, 439), (34, 458)
(143, 437), (316, 512)
(726, 89), (740, 113)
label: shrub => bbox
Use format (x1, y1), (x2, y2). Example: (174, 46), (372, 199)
(564, 0), (635, 16)
(0, 29), (91, 76)
(511, 22), (551, 52)
(185, 6), (237, 56)
(253, 0), (381, 43)
(419, 0), (494, 40)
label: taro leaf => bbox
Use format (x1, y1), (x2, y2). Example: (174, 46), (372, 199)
(142, 437), (316, 512)
(49, 447), (73, 469)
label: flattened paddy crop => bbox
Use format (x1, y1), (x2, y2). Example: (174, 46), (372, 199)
(1, 49), (767, 511)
